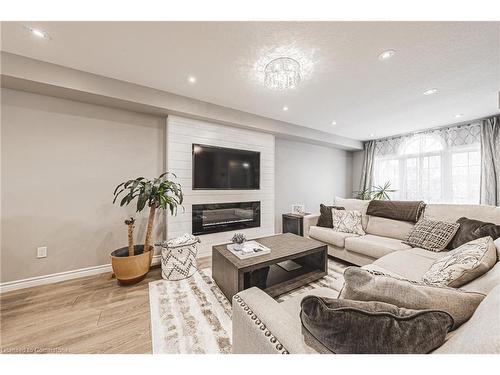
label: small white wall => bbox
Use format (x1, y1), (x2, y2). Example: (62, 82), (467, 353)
(166, 116), (275, 257)
(274, 138), (353, 232)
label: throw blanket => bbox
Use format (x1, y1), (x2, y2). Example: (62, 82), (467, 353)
(366, 200), (425, 223)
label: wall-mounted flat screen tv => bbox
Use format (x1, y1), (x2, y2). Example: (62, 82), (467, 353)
(192, 144), (260, 189)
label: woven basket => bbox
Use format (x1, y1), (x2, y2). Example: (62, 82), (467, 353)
(159, 237), (199, 281)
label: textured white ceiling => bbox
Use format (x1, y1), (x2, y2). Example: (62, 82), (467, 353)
(1, 21), (499, 140)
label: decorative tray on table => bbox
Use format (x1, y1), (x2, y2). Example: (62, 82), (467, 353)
(226, 241), (271, 259)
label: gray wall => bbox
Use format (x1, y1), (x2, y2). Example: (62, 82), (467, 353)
(274, 138), (353, 232)
(1, 89), (165, 282)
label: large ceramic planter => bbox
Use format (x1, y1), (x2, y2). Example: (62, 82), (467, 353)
(110, 245), (153, 285)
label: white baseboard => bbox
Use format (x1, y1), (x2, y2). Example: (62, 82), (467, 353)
(0, 254), (162, 294)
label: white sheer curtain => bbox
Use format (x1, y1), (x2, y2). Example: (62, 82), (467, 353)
(373, 123), (481, 204)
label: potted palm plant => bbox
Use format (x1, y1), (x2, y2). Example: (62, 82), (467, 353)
(111, 172), (183, 285)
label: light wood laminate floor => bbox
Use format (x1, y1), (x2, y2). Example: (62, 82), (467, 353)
(0, 257), (211, 354)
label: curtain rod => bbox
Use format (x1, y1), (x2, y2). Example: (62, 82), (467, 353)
(371, 113), (500, 143)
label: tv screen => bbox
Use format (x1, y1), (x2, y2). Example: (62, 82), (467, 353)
(192, 144), (260, 189)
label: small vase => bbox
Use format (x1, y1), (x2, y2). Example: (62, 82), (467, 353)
(233, 242), (244, 251)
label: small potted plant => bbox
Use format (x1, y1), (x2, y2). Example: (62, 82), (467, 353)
(111, 172), (183, 285)
(231, 233), (247, 251)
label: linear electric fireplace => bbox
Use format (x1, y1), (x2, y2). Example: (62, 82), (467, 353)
(192, 201), (260, 235)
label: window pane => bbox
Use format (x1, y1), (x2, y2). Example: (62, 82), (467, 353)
(451, 149), (480, 204)
(374, 134), (480, 204)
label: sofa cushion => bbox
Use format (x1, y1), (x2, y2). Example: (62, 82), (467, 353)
(496, 237), (500, 259)
(434, 285), (500, 354)
(334, 197), (370, 229)
(317, 204), (345, 228)
(279, 287), (340, 319)
(448, 217), (500, 249)
(365, 216), (414, 241)
(461, 262), (500, 295)
(423, 204), (500, 225)
(339, 267), (486, 329)
(308, 226), (359, 247)
(422, 237), (497, 288)
(403, 218), (460, 252)
(368, 248), (447, 282)
(345, 234), (412, 259)
(331, 209), (365, 235)
(300, 296), (453, 354)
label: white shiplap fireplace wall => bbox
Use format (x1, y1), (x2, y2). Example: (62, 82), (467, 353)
(166, 115), (275, 258)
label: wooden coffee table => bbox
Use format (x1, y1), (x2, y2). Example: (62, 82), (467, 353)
(212, 233), (328, 301)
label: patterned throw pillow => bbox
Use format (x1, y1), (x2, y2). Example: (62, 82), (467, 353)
(403, 218), (460, 252)
(331, 209), (365, 235)
(317, 204), (345, 228)
(422, 236), (497, 288)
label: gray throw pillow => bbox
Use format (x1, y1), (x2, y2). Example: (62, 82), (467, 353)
(403, 218), (460, 252)
(317, 204), (345, 228)
(339, 267), (485, 329)
(422, 236), (497, 288)
(447, 217), (500, 250)
(300, 296), (453, 354)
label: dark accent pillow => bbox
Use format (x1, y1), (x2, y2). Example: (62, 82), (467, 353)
(300, 296), (453, 354)
(447, 217), (500, 249)
(403, 218), (460, 252)
(317, 204), (345, 228)
(339, 267), (485, 329)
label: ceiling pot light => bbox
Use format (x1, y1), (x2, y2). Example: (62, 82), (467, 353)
(370, 133), (375, 137)
(423, 88), (438, 96)
(282, 106), (289, 111)
(378, 49), (395, 61)
(265, 57), (301, 90)
(455, 113), (464, 118)
(331, 121), (337, 125)
(25, 26), (51, 39)
(188, 76), (196, 83)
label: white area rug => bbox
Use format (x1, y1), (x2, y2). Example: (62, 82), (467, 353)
(149, 259), (348, 354)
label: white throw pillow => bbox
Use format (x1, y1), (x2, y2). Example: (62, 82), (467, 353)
(422, 236), (497, 288)
(495, 237), (500, 259)
(331, 209), (365, 236)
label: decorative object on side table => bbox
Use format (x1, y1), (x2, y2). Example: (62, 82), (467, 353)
(282, 212), (311, 236)
(156, 234), (200, 281)
(110, 172), (184, 285)
(291, 204), (306, 215)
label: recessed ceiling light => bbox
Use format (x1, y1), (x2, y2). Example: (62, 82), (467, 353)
(423, 88), (438, 96)
(455, 113), (464, 118)
(25, 26), (50, 40)
(331, 121), (337, 125)
(378, 49), (395, 61)
(188, 76), (196, 83)
(282, 106), (289, 111)
(370, 133), (375, 137)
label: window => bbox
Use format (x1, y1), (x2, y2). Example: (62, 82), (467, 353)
(373, 133), (480, 204)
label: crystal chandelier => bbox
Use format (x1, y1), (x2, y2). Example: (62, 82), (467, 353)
(264, 57), (301, 90)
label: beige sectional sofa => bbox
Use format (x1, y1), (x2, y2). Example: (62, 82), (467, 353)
(232, 199), (500, 354)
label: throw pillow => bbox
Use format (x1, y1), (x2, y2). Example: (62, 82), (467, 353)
(448, 217), (500, 249)
(331, 209), (365, 235)
(403, 218), (460, 252)
(339, 267), (485, 329)
(300, 296), (453, 354)
(317, 204), (345, 228)
(422, 236), (497, 288)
